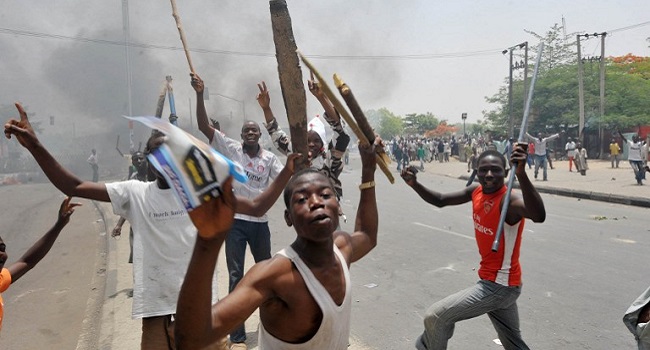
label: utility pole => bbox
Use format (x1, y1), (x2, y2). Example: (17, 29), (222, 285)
(523, 42), (529, 104)
(599, 32), (607, 158)
(122, 0), (132, 118)
(507, 50), (514, 138)
(503, 42), (528, 139)
(577, 32), (606, 149)
(577, 34), (585, 142)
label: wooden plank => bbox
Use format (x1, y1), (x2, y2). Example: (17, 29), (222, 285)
(269, 0), (308, 170)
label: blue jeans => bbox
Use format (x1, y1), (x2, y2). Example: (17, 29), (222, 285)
(416, 280), (528, 350)
(534, 154), (547, 180)
(630, 160), (644, 184)
(226, 219), (272, 343)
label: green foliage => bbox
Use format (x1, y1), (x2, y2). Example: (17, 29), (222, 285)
(484, 41), (650, 135)
(366, 108), (404, 140)
(525, 23), (577, 73)
(403, 112), (440, 134)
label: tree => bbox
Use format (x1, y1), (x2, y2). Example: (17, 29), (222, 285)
(402, 112), (440, 134)
(366, 108), (404, 140)
(484, 54), (650, 134)
(525, 23), (577, 72)
(424, 121), (458, 138)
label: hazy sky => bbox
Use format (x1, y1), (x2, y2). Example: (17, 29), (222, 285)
(1, 0), (649, 145)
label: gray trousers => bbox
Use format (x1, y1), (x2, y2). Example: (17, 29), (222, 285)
(416, 280), (529, 350)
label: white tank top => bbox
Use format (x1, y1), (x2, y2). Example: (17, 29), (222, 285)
(257, 245), (352, 350)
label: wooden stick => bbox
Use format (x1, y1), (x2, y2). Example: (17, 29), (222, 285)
(270, 0), (309, 170)
(334, 74), (392, 166)
(154, 80), (167, 119)
(492, 42), (545, 252)
(298, 51), (395, 184)
(170, 0), (195, 74)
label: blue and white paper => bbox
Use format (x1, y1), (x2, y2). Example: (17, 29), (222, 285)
(126, 116), (247, 211)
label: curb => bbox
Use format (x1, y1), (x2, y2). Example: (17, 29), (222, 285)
(458, 175), (650, 208)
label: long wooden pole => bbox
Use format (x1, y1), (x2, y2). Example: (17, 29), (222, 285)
(269, 0), (308, 170)
(154, 80), (167, 119)
(170, 0), (196, 74)
(492, 42), (544, 252)
(334, 74), (392, 166)
(298, 52), (394, 183)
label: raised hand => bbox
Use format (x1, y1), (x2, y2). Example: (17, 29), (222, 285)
(359, 136), (380, 170)
(401, 166), (419, 187)
(4, 103), (39, 149)
(190, 73), (204, 94)
(58, 196), (82, 226)
(307, 71), (324, 99)
(189, 177), (237, 240)
(256, 81), (270, 109)
(511, 142), (529, 174)
(285, 153), (302, 174)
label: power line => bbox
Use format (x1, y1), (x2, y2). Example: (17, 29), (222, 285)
(606, 20), (650, 34)
(3, 20), (647, 61)
(0, 26), (503, 60)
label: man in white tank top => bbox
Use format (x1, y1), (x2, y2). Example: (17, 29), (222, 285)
(174, 139), (381, 350)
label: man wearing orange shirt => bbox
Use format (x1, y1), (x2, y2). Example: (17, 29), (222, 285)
(401, 144), (546, 350)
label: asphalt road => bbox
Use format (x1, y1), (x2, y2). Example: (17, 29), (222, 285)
(1, 155), (648, 349)
(0, 183), (105, 350)
(315, 156), (648, 350)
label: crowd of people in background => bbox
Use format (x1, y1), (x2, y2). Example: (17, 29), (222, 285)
(388, 130), (649, 186)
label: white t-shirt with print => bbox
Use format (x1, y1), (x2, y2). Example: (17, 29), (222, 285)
(106, 180), (218, 318)
(210, 131), (283, 222)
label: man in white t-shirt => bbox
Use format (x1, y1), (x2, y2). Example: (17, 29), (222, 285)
(4, 103), (297, 350)
(619, 131), (646, 185)
(525, 132), (559, 181)
(191, 74), (284, 348)
(565, 138), (576, 172)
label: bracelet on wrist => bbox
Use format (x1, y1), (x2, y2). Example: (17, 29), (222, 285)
(359, 181), (375, 190)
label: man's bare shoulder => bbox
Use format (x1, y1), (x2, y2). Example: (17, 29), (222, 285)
(246, 253), (295, 285)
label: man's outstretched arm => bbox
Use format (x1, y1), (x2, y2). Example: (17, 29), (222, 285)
(401, 166), (473, 208)
(8, 197), (81, 282)
(190, 73), (215, 142)
(4, 103), (109, 201)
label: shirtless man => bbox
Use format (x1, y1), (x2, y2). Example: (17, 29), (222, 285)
(174, 139), (380, 349)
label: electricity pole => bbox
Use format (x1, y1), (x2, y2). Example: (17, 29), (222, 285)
(503, 42), (528, 138)
(577, 34), (585, 142)
(507, 50), (514, 138)
(599, 33), (607, 158)
(577, 32), (607, 149)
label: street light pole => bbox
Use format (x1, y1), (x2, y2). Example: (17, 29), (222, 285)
(461, 112), (467, 138)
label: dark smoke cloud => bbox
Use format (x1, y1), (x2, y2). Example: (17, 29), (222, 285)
(0, 0), (405, 174)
